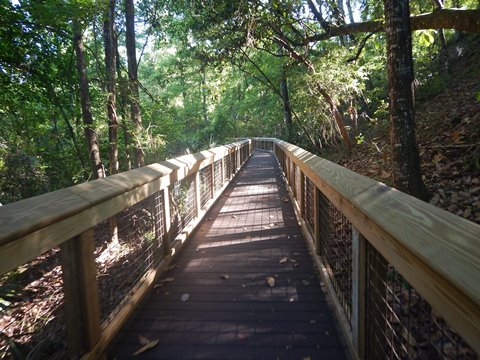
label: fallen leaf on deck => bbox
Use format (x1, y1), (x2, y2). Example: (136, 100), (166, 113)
(269, 215), (274, 219)
(279, 257), (288, 264)
(231, 215), (237, 219)
(266, 277), (275, 287)
(302, 280), (310, 285)
(269, 223), (275, 227)
(138, 334), (150, 345)
(220, 274), (230, 280)
(181, 293), (190, 302)
(133, 335), (159, 356)
(283, 198), (289, 203)
(167, 264), (177, 271)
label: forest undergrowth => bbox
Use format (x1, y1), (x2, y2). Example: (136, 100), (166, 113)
(338, 35), (480, 225)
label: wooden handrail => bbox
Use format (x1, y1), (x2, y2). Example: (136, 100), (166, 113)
(0, 140), (250, 275)
(253, 137), (480, 356)
(0, 139), (251, 359)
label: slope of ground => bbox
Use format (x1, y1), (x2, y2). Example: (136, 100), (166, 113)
(338, 35), (480, 224)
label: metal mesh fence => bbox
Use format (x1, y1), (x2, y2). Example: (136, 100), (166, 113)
(318, 191), (353, 325)
(199, 165), (213, 209)
(295, 165), (302, 201)
(0, 250), (66, 360)
(304, 177), (315, 230)
(365, 243), (477, 360)
(213, 160), (223, 193)
(169, 174), (196, 240)
(96, 191), (165, 324)
(224, 155), (231, 181)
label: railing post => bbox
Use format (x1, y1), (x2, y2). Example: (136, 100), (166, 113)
(300, 171), (305, 218)
(194, 170), (201, 217)
(314, 187), (321, 255)
(60, 229), (102, 359)
(210, 162), (215, 199)
(163, 187), (171, 255)
(352, 227), (366, 359)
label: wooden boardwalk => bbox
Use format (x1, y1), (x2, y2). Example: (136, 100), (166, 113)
(109, 151), (349, 360)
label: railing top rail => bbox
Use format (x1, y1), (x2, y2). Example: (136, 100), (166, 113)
(0, 139), (250, 274)
(274, 138), (480, 303)
(256, 137), (480, 350)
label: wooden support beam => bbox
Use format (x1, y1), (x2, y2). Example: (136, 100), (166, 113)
(60, 229), (102, 359)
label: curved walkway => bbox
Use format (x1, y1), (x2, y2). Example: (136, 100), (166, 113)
(109, 151), (349, 360)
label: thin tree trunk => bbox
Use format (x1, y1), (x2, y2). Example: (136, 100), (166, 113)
(432, 0), (450, 73)
(279, 66), (293, 139)
(125, 0), (145, 168)
(345, 0), (355, 24)
(384, 0), (428, 200)
(73, 22), (105, 180)
(104, 0), (118, 175)
(115, 32), (132, 171)
(200, 66), (208, 124)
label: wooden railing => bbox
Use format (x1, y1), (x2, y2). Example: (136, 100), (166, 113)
(253, 138), (480, 360)
(0, 140), (252, 359)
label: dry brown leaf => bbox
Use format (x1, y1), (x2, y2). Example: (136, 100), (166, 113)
(138, 334), (150, 345)
(279, 257), (288, 264)
(133, 338), (159, 356)
(181, 293), (190, 302)
(269, 223), (275, 227)
(220, 274), (230, 280)
(266, 276), (275, 287)
(231, 215), (237, 219)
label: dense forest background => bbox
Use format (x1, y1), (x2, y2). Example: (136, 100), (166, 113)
(0, 0), (479, 205)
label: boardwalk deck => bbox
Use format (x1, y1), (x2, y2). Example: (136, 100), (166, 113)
(109, 151), (349, 360)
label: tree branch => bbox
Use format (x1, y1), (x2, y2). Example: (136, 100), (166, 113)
(306, 8), (480, 43)
(346, 29), (380, 63)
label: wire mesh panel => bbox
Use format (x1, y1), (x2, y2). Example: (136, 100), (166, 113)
(224, 155), (231, 181)
(305, 177), (315, 230)
(230, 152), (236, 175)
(295, 165), (302, 201)
(0, 250), (66, 359)
(318, 191), (353, 325)
(96, 191), (165, 324)
(213, 160), (223, 193)
(365, 243), (477, 360)
(199, 165), (213, 209)
(169, 174), (196, 240)
(289, 158), (295, 189)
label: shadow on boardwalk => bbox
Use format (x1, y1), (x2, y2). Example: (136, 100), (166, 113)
(109, 150), (349, 360)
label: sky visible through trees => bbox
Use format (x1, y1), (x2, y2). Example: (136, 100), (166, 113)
(0, 0), (479, 203)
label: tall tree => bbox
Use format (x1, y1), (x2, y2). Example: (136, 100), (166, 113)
(73, 21), (105, 180)
(384, 0), (428, 199)
(104, 0), (119, 175)
(125, 0), (145, 167)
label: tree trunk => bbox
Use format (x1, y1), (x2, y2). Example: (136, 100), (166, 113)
(384, 0), (428, 200)
(432, 0), (450, 73)
(114, 32), (132, 171)
(125, 0), (145, 168)
(73, 22), (105, 180)
(345, 0), (355, 24)
(279, 66), (293, 139)
(104, 0), (118, 175)
(200, 65), (208, 124)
